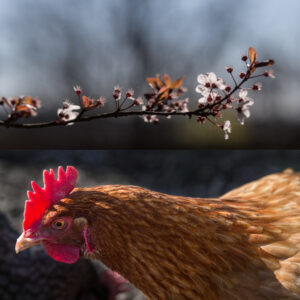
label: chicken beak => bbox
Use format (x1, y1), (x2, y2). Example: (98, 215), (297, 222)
(15, 232), (43, 254)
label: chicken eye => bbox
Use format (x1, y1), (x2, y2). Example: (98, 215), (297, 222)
(53, 219), (66, 229)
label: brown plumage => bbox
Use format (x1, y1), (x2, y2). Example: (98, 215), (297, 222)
(16, 168), (300, 299)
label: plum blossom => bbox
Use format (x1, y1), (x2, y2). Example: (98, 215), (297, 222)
(198, 96), (208, 106)
(241, 55), (248, 62)
(196, 72), (226, 92)
(239, 89), (254, 104)
(96, 96), (106, 107)
(264, 70), (275, 78)
(252, 83), (262, 91)
(236, 89), (254, 125)
(198, 90), (219, 106)
(196, 73), (225, 107)
(125, 88), (134, 99)
(197, 88), (209, 105)
(73, 85), (82, 95)
(239, 72), (246, 79)
(223, 120), (231, 140)
(113, 85), (122, 100)
(133, 96), (143, 106)
(180, 99), (189, 113)
(174, 98), (189, 112)
(57, 100), (81, 123)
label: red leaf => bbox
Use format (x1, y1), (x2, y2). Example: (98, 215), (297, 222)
(163, 74), (172, 87)
(170, 76), (185, 89)
(157, 86), (169, 95)
(15, 105), (31, 112)
(248, 47), (257, 64)
(82, 96), (90, 108)
(146, 74), (164, 90)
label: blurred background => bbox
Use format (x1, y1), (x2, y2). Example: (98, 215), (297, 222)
(1, 150), (299, 231)
(0, 0), (299, 148)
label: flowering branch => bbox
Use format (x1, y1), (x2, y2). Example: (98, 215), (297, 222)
(0, 47), (274, 139)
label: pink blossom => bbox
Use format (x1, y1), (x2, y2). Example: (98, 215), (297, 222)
(133, 96), (143, 106)
(73, 85), (82, 96)
(57, 100), (81, 124)
(96, 96), (106, 107)
(113, 85), (122, 100)
(226, 66), (233, 73)
(252, 83), (262, 91)
(236, 89), (254, 125)
(264, 70), (275, 78)
(125, 88), (134, 99)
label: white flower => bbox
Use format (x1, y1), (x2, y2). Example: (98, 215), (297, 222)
(195, 83), (208, 94)
(237, 89), (254, 125)
(181, 102), (189, 113)
(237, 105), (250, 125)
(197, 88), (209, 104)
(57, 100), (81, 124)
(223, 120), (231, 140)
(198, 90), (219, 105)
(198, 96), (208, 105)
(239, 89), (254, 104)
(196, 74), (209, 87)
(196, 72), (226, 93)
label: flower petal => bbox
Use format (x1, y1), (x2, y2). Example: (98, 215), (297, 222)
(208, 72), (217, 82)
(239, 89), (248, 99)
(197, 74), (207, 84)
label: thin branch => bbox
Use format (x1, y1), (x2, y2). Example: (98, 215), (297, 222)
(0, 46), (274, 142)
(0, 109), (206, 129)
(0, 70), (265, 129)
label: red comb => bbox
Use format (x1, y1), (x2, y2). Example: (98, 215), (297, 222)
(23, 166), (78, 231)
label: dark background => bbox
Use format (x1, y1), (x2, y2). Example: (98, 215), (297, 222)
(0, 0), (299, 148)
(1, 150), (299, 231)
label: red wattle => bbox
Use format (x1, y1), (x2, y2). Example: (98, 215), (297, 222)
(44, 242), (80, 264)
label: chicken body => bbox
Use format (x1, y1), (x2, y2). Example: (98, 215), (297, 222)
(17, 169), (300, 299)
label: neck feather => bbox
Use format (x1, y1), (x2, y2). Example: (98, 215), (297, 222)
(69, 186), (265, 299)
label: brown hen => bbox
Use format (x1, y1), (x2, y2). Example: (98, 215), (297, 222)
(16, 167), (300, 299)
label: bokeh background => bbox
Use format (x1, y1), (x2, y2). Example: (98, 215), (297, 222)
(0, 0), (299, 148)
(1, 150), (299, 231)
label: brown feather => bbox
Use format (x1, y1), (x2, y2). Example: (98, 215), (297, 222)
(45, 170), (300, 299)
